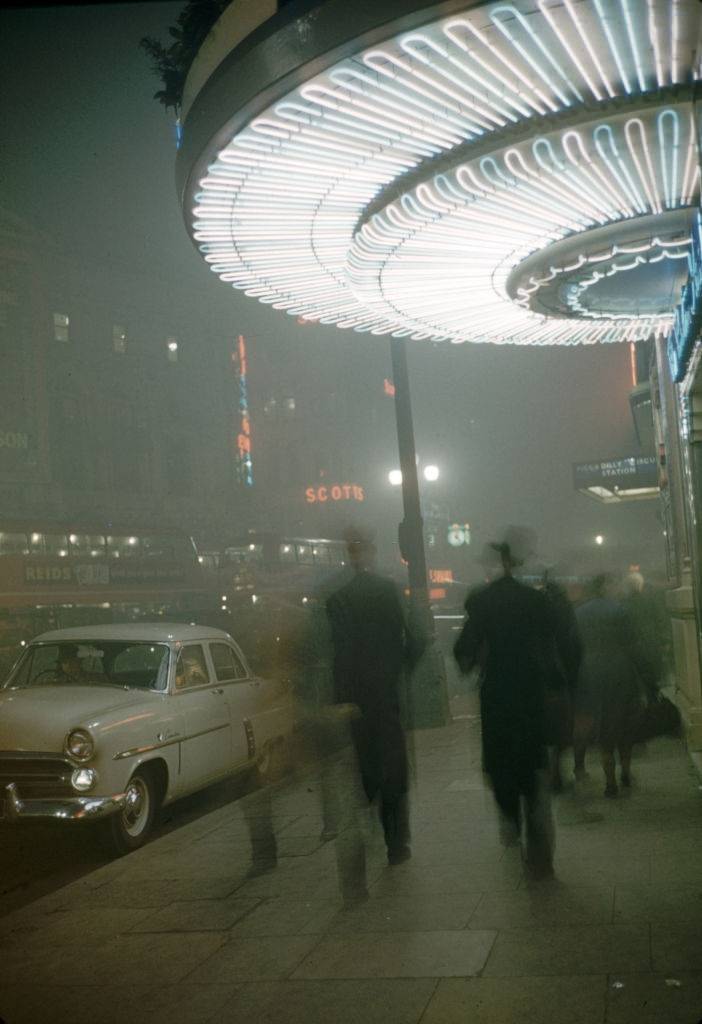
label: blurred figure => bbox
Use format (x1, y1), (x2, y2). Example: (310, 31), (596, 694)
(326, 527), (414, 866)
(575, 574), (646, 797)
(454, 527), (567, 879)
(622, 571), (667, 690)
(541, 572), (582, 793)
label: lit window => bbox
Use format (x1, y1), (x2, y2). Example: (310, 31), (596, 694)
(53, 313), (69, 342)
(0, 532), (29, 556)
(113, 325), (127, 353)
(167, 337), (178, 363)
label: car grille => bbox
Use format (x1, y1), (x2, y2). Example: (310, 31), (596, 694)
(0, 754), (74, 799)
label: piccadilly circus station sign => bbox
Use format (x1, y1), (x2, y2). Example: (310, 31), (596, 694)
(176, 0), (702, 349)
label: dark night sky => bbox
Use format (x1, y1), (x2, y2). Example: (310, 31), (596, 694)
(1, 1), (665, 573)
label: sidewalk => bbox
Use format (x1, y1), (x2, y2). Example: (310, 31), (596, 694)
(1, 696), (702, 1024)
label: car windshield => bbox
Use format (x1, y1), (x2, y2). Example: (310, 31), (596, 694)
(4, 641), (170, 691)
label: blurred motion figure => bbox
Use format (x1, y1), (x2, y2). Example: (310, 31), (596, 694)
(326, 527), (415, 866)
(454, 528), (568, 879)
(575, 574), (649, 797)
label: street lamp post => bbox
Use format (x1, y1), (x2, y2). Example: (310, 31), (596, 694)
(390, 336), (448, 728)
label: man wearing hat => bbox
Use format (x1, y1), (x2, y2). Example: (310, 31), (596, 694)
(454, 527), (568, 878)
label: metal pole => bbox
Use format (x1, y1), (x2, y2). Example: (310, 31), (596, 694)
(390, 336), (448, 727)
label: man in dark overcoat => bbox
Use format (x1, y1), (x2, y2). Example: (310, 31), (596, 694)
(454, 529), (568, 877)
(326, 528), (414, 865)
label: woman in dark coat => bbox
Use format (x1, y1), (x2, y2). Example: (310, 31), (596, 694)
(575, 574), (645, 797)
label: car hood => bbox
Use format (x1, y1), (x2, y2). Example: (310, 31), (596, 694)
(0, 686), (161, 752)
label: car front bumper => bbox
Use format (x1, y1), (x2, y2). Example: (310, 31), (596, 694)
(3, 783), (126, 822)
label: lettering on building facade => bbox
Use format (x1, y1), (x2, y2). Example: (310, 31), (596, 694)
(305, 484), (365, 503)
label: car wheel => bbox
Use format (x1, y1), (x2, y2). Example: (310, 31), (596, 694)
(105, 768), (158, 855)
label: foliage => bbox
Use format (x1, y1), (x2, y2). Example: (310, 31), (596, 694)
(140, 0), (232, 115)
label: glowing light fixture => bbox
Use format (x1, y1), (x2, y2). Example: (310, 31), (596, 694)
(388, 469), (403, 486)
(187, 0), (701, 346)
(423, 464), (440, 481)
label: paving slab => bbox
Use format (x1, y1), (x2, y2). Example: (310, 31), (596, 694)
(228, 897), (341, 937)
(468, 885), (614, 928)
(651, 922), (702, 972)
(421, 975), (608, 1024)
(192, 933), (322, 982)
(1, 700), (701, 1024)
(217, 979), (437, 1024)
(0, 982), (240, 1024)
(605, 972), (702, 1023)
(130, 894), (261, 932)
(482, 923), (651, 976)
(292, 929), (497, 979)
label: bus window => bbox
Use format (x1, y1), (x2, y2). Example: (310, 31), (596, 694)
(44, 534), (69, 557)
(279, 542), (296, 564)
(312, 545), (331, 566)
(68, 534), (106, 558)
(141, 536), (175, 559)
(296, 543), (314, 566)
(0, 532), (29, 556)
(330, 545), (346, 566)
(107, 535), (140, 558)
(224, 544), (263, 566)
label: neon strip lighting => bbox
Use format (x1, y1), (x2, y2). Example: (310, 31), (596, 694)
(188, 0), (701, 347)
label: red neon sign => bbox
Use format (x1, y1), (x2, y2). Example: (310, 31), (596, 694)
(305, 484), (365, 504)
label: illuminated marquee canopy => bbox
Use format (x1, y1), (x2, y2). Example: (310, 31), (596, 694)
(185, 0), (702, 346)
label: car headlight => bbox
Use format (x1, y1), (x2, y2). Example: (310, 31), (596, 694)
(65, 729), (95, 763)
(71, 767), (97, 792)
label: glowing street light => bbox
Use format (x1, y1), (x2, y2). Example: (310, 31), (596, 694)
(388, 469), (403, 486)
(423, 464), (440, 482)
(595, 534), (605, 546)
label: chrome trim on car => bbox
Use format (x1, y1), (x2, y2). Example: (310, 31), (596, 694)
(112, 722), (227, 761)
(4, 782), (126, 822)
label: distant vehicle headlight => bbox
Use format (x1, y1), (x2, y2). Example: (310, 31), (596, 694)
(71, 767), (97, 792)
(65, 729), (95, 763)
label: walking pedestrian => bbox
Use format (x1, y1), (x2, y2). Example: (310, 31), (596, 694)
(575, 574), (646, 797)
(454, 528), (568, 879)
(326, 527), (416, 866)
(541, 571), (582, 793)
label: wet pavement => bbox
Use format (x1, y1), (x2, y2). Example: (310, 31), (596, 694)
(1, 694), (701, 1024)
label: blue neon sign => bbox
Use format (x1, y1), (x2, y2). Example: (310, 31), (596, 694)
(668, 209), (702, 383)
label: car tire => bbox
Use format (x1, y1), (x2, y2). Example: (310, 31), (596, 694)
(104, 767), (158, 856)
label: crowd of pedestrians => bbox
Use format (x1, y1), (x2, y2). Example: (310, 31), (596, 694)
(278, 524), (675, 898)
(453, 527), (674, 879)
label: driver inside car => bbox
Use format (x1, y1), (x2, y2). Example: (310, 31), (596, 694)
(56, 644), (92, 684)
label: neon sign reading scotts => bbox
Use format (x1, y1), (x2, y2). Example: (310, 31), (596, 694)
(668, 210), (702, 383)
(305, 484), (365, 504)
(234, 335), (253, 487)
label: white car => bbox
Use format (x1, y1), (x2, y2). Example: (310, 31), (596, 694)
(0, 623), (292, 853)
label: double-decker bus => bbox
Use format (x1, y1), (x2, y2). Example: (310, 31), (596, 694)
(0, 522), (208, 677)
(216, 533), (348, 603)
